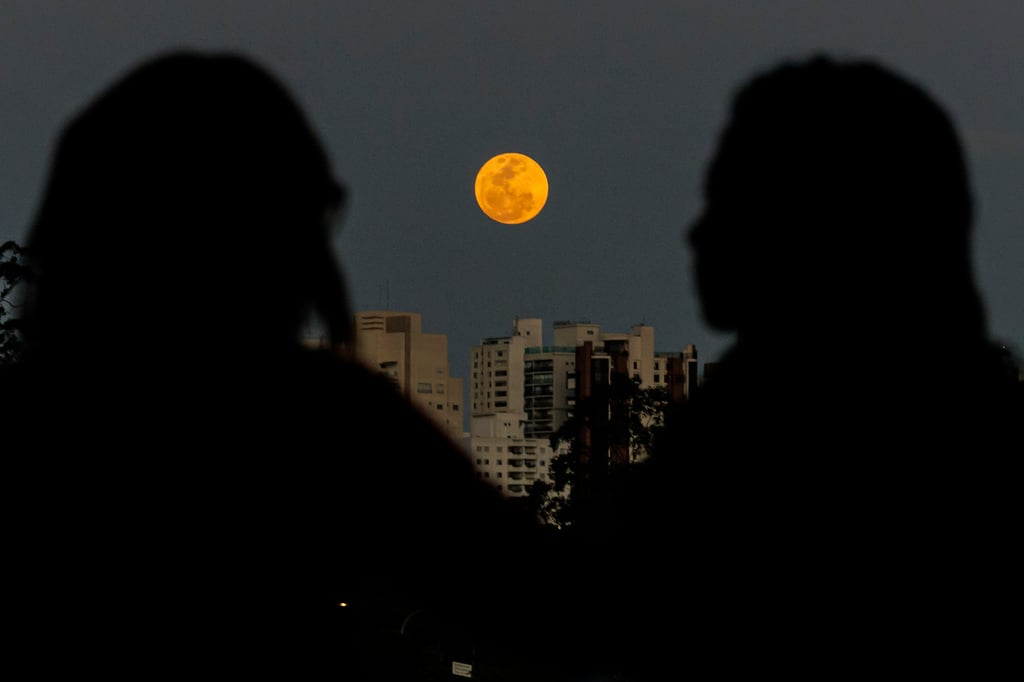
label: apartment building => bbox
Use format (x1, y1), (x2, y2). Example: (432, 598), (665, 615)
(469, 317), (700, 498)
(352, 310), (464, 442)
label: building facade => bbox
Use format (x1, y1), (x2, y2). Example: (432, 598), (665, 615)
(468, 317), (701, 498)
(352, 310), (464, 442)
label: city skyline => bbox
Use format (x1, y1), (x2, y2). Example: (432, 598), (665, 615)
(342, 309), (708, 436)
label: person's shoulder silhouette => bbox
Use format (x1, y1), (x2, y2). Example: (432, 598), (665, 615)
(1, 49), (552, 680)
(621, 54), (1023, 679)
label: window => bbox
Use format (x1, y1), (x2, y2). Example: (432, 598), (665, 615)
(452, 405), (459, 411)
(436, 404), (443, 410)
(417, 382), (432, 393)
(484, 472), (489, 478)
(436, 384), (445, 394)
(497, 472), (502, 478)
(495, 401), (507, 408)
(654, 375), (660, 382)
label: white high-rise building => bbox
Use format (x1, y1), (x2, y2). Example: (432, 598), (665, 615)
(468, 318), (697, 498)
(467, 318), (565, 496)
(353, 311), (464, 442)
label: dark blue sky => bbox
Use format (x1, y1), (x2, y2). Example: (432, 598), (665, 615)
(2, 1), (1021, 377)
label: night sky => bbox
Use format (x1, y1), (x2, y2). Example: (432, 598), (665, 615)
(2, 1), (1021, 388)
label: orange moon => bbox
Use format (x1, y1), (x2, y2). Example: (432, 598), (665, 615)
(474, 152), (549, 224)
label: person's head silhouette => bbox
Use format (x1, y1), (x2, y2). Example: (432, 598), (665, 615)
(22, 50), (350, 370)
(688, 55), (986, 350)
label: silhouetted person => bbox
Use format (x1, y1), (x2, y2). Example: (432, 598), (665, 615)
(0, 51), (560, 680)
(602, 55), (1023, 680)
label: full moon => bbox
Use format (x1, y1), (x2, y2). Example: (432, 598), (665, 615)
(474, 152), (549, 224)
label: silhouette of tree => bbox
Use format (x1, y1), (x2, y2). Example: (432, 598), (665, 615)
(0, 241), (31, 368)
(526, 377), (671, 530)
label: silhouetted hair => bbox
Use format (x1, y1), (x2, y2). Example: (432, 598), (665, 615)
(23, 51), (350, 363)
(691, 55), (986, 342)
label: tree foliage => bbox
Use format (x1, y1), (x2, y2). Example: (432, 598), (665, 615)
(525, 375), (672, 531)
(1, 241), (32, 368)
